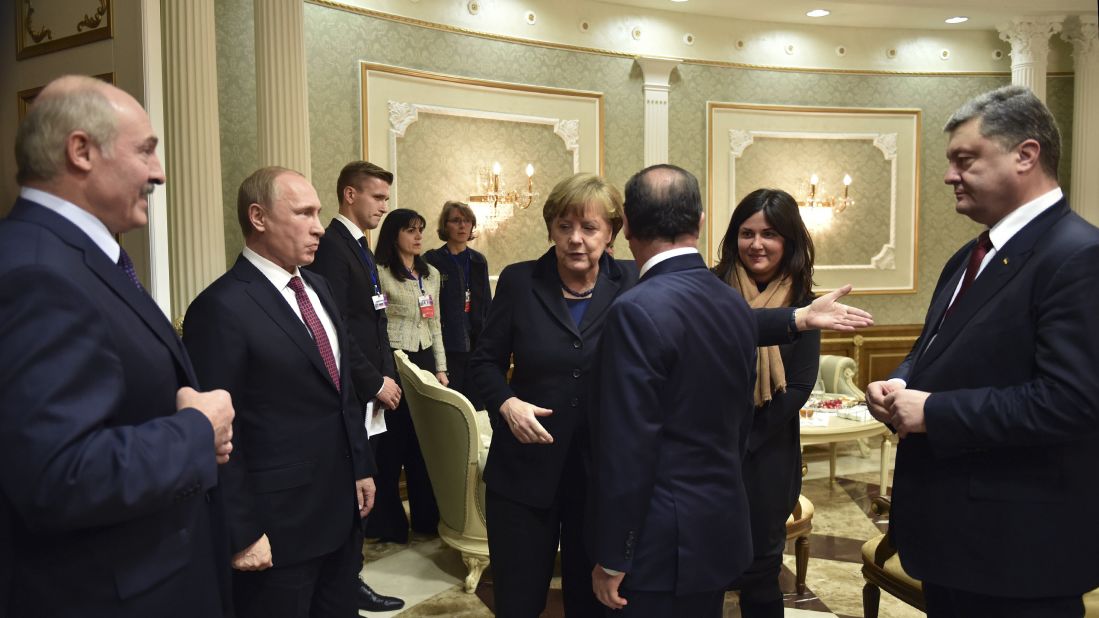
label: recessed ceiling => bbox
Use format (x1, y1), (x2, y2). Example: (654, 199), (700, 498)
(596, 0), (1095, 30)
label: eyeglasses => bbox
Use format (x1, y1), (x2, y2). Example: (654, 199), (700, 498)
(447, 218), (473, 225)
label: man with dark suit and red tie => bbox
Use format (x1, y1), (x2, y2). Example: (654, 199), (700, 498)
(183, 166), (376, 618)
(867, 85), (1099, 617)
(306, 160), (404, 612)
(590, 164), (758, 617)
(0, 75), (235, 617)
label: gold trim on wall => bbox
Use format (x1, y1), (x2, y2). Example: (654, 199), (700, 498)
(16, 0), (113, 60)
(17, 72), (115, 121)
(307, 0), (1072, 78)
(707, 101), (921, 295)
(359, 63), (605, 177)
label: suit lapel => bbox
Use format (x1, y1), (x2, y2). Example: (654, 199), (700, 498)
(914, 201), (1068, 372)
(332, 221), (376, 287)
(11, 199), (197, 384)
(579, 259), (623, 334)
(233, 257), (336, 391)
(531, 250), (581, 338)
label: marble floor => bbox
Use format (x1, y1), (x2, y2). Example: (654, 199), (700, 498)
(359, 436), (922, 617)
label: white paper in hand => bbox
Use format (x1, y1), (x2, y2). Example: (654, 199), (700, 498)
(365, 400), (388, 437)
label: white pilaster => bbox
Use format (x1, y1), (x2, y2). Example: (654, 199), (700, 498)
(997, 16), (1065, 102)
(1062, 15), (1099, 224)
(163, 0), (226, 320)
(254, 0), (312, 176)
(635, 56), (681, 167)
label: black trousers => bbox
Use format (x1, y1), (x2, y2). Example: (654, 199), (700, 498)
(611, 588), (725, 618)
(233, 528), (361, 618)
(923, 582), (1084, 618)
(485, 444), (602, 618)
(443, 349), (483, 410)
(364, 347), (439, 543)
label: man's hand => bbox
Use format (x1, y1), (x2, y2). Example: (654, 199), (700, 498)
(885, 389), (930, 438)
(500, 397), (554, 444)
(592, 565), (628, 610)
(436, 372), (450, 387)
(232, 534), (273, 571)
(867, 379), (903, 424)
(377, 376), (401, 410)
(356, 477), (376, 517)
(794, 284), (874, 332)
(178, 387), (234, 464)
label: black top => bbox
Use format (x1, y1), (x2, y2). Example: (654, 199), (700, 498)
(423, 246), (491, 353)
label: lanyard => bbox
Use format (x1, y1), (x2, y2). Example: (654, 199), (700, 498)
(447, 249), (472, 293)
(354, 241), (382, 295)
(405, 266), (425, 294)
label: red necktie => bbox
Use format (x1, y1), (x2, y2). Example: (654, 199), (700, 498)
(287, 276), (341, 391)
(945, 230), (992, 317)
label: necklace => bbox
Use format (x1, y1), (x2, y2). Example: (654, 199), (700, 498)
(560, 281), (595, 297)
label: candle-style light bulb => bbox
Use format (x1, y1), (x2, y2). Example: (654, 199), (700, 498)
(492, 162), (502, 176)
(843, 174), (851, 198)
(525, 163), (534, 178)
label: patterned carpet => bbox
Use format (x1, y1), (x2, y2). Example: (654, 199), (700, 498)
(359, 436), (924, 617)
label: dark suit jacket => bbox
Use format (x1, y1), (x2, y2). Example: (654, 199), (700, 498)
(423, 246), (491, 353)
(590, 253), (759, 595)
(307, 220), (394, 401)
(183, 256), (375, 567)
(470, 248), (637, 508)
(0, 198), (228, 617)
(890, 199), (1099, 598)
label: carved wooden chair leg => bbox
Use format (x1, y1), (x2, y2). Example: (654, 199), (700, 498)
(795, 534), (810, 594)
(863, 581), (881, 618)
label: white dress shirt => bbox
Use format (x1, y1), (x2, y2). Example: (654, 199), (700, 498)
(21, 187), (119, 263)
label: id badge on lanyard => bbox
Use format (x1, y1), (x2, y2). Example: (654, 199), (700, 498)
(372, 290), (388, 310)
(464, 289), (472, 313)
(418, 293), (435, 318)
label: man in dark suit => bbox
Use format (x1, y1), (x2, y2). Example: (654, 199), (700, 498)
(0, 75), (234, 617)
(305, 160), (404, 612)
(590, 164), (758, 617)
(867, 85), (1099, 617)
(183, 166), (377, 618)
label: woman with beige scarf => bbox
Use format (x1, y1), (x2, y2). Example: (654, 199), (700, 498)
(713, 188), (821, 618)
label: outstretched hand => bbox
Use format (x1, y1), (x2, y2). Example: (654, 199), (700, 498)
(795, 284), (874, 332)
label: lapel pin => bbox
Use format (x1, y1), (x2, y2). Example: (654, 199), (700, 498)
(1002, 258), (1009, 265)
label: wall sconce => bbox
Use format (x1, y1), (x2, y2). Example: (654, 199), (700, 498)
(469, 162), (538, 233)
(798, 173), (853, 230)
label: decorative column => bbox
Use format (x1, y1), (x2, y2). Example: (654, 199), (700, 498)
(254, 0), (311, 175)
(162, 0), (226, 320)
(1062, 15), (1099, 224)
(635, 57), (681, 167)
(997, 16), (1065, 102)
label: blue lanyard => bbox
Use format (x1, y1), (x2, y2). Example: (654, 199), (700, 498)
(447, 249), (472, 292)
(354, 240), (382, 295)
(405, 266), (425, 294)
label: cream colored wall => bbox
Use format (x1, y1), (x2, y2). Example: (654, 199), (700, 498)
(213, 0), (1076, 325)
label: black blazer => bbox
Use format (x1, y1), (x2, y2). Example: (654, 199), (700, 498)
(470, 248), (637, 508)
(423, 246), (491, 353)
(307, 219), (395, 400)
(890, 199), (1099, 598)
(183, 257), (375, 567)
(0, 198), (229, 617)
(590, 253), (758, 595)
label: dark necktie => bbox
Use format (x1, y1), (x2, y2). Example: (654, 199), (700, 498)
(287, 276), (341, 392)
(945, 230), (992, 317)
(116, 247), (145, 292)
(358, 236), (376, 272)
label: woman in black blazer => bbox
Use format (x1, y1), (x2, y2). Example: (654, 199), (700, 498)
(470, 173), (635, 617)
(423, 201), (491, 410)
(713, 189), (821, 618)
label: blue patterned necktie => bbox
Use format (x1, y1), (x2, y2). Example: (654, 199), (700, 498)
(117, 247), (145, 292)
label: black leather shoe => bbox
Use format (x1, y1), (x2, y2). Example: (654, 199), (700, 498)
(358, 578), (405, 612)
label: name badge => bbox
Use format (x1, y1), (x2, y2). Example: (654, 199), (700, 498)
(372, 293), (388, 310)
(464, 289), (472, 313)
(418, 294), (435, 319)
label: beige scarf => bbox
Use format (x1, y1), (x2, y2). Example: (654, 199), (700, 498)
(724, 261), (792, 407)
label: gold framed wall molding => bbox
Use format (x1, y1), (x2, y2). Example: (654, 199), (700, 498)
(708, 102), (921, 295)
(16, 0), (112, 60)
(17, 72), (115, 121)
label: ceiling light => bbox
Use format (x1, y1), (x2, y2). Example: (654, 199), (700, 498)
(671, 0), (688, 3)
(945, 16), (969, 24)
(806, 9), (830, 18)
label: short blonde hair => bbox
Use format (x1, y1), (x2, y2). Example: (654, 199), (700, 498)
(436, 201), (477, 242)
(541, 173), (623, 240)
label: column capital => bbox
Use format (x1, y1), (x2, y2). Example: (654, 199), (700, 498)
(1061, 14), (1099, 59)
(998, 16), (1065, 60)
(635, 56), (681, 91)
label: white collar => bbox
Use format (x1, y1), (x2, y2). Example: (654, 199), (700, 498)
(639, 247), (699, 278)
(334, 213), (365, 241)
(987, 187), (1063, 251)
(20, 186), (120, 262)
(243, 246), (301, 290)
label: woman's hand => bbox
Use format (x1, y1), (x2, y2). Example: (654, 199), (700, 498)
(500, 397), (554, 444)
(436, 371), (449, 387)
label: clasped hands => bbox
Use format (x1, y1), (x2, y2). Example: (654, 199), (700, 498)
(866, 380), (930, 438)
